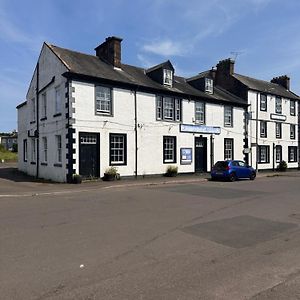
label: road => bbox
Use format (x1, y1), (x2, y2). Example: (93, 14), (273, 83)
(1, 166), (300, 299)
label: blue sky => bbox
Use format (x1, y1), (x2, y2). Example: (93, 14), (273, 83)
(1, 0), (300, 132)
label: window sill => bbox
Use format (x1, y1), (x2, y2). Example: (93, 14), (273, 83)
(30, 161), (36, 165)
(53, 113), (62, 118)
(40, 117), (47, 121)
(96, 112), (113, 117)
(109, 163), (126, 166)
(54, 163), (62, 167)
(41, 162), (48, 166)
(163, 161), (176, 164)
(30, 121), (36, 124)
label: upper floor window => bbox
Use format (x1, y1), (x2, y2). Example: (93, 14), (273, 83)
(195, 102), (205, 124)
(260, 94), (267, 111)
(290, 124), (296, 139)
(163, 69), (173, 86)
(41, 92), (47, 119)
(31, 98), (36, 121)
(55, 86), (62, 115)
(275, 122), (282, 139)
(260, 121), (267, 138)
(224, 106), (233, 127)
(275, 96), (282, 114)
(156, 96), (181, 122)
(290, 100), (296, 116)
(205, 78), (213, 94)
(95, 86), (112, 115)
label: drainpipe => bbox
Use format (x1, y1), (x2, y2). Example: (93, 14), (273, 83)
(255, 92), (259, 172)
(210, 134), (214, 171)
(36, 63), (40, 179)
(272, 142), (275, 171)
(134, 89), (138, 178)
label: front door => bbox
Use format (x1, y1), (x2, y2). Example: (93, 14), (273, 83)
(195, 137), (207, 172)
(79, 132), (100, 178)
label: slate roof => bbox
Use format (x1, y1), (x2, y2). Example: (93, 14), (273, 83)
(47, 43), (247, 106)
(233, 73), (300, 100)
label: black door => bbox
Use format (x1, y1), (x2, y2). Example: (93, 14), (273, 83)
(195, 137), (207, 172)
(79, 132), (100, 178)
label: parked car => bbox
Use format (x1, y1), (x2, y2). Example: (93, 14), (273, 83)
(211, 160), (256, 182)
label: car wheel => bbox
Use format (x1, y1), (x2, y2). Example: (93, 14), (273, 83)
(250, 172), (256, 180)
(229, 173), (236, 182)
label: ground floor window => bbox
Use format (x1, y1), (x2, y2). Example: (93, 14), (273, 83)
(275, 145), (282, 163)
(42, 137), (48, 163)
(109, 133), (127, 165)
(258, 145), (270, 163)
(31, 138), (36, 162)
(55, 135), (62, 163)
(23, 139), (27, 162)
(224, 138), (234, 160)
(288, 146), (298, 162)
(163, 136), (176, 163)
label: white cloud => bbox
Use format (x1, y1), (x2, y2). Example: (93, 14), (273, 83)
(142, 39), (189, 57)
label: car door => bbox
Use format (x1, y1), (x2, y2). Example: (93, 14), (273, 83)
(237, 161), (248, 178)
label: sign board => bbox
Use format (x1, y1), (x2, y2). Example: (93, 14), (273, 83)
(270, 113), (286, 121)
(180, 124), (221, 135)
(180, 148), (192, 165)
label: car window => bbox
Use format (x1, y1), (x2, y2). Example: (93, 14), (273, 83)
(238, 161), (246, 167)
(214, 161), (228, 168)
(231, 161), (238, 167)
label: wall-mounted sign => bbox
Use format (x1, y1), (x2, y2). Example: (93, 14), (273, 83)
(270, 114), (286, 121)
(180, 124), (221, 135)
(180, 148), (192, 165)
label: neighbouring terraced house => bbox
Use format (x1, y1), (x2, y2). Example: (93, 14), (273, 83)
(17, 36), (299, 182)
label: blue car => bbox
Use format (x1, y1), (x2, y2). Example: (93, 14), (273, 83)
(211, 160), (256, 181)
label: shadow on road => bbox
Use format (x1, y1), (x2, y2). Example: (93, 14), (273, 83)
(0, 165), (39, 183)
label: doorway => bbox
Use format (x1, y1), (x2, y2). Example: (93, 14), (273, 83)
(195, 137), (207, 172)
(79, 132), (100, 178)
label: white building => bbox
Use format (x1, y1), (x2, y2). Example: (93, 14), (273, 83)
(17, 36), (248, 182)
(213, 59), (300, 170)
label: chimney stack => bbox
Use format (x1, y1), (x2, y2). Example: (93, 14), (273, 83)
(216, 58), (235, 77)
(271, 75), (290, 90)
(95, 36), (123, 68)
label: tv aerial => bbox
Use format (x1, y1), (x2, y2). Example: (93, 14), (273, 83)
(230, 51), (244, 61)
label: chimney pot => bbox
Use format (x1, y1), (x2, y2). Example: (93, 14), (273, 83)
(271, 75), (290, 90)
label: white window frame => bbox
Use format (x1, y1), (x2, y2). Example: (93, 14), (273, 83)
(260, 94), (267, 111)
(42, 137), (47, 162)
(31, 138), (36, 162)
(290, 124), (296, 139)
(275, 145), (282, 163)
(163, 136), (176, 163)
(288, 146), (297, 163)
(275, 97), (282, 114)
(224, 106), (233, 127)
(224, 138), (233, 160)
(41, 92), (47, 118)
(195, 102), (205, 124)
(31, 98), (36, 121)
(95, 86), (112, 115)
(290, 100), (296, 116)
(109, 134), (126, 165)
(205, 78), (213, 94)
(163, 69), (173, 86)
(56, 135), (62, 163)
(275, 122), (282, 139)
(260, 121), (267, 138)
(55, 86), (62, 114)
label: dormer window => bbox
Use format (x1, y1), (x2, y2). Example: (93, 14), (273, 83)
(205, 78), (213, 94)
(163, 69), (173, 86)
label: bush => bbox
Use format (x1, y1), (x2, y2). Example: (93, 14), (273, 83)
(277, 160), (287, 172)
(103, 166), (119, 181)
(12, 143), (18, 153)
(165, 165), (178, 177)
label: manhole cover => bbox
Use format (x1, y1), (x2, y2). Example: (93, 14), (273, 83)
(182, 215), (297, 248)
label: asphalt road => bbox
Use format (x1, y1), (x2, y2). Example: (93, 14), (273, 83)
(1, 167), (300, 299)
